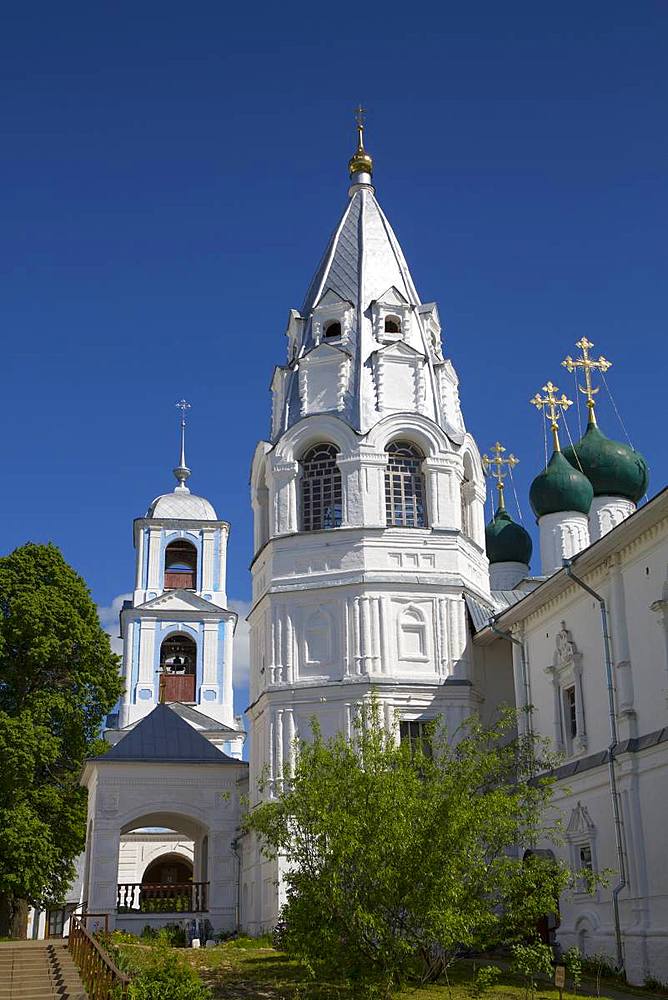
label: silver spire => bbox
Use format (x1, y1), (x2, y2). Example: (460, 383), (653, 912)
(173, 399), (192, 492)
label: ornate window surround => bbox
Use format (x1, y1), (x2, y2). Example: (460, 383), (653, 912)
(565, 802), (599, 898)
(546, 621), (588, 755)
(397, 605), (429, 662)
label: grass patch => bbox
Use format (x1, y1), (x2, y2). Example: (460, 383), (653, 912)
(110, 936), (653, 1000)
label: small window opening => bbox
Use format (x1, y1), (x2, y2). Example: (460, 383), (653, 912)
(384, 317), (400, 334)
(579, 844), (593, 872)
(164, 541), (197, 590)
(324, 321), (341, 339)
(400, 720), (432, 758)
(563, 685), (577, 746)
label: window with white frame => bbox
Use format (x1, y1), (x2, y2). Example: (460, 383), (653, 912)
(548, 622), (587, 755)
(399, 719), (433, 758)
(300, 443), (343, 531)
(385, 441), (427, 528)
(566, 803), (598, 894)
(562, 684), (578, 750)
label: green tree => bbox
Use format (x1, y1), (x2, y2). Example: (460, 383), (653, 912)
(0, 542), (123, 936)
(246, 698), (578, 998)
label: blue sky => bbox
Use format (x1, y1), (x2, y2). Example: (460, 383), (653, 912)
(2, 3), (666, 710)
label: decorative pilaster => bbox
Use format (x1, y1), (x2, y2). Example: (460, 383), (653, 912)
(270, 460), (299, 536)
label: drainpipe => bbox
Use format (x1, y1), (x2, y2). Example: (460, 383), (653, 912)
(563, 558), (627, 976)
(230, 837), (242, 934)
(489, 622), (533, 734)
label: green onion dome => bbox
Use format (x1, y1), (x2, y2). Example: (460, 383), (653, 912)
(485, 507), (533, 565)
(529, 450), (594, 519)
(562, 421), (649, 503)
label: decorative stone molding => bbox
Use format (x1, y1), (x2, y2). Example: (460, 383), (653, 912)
(546, 621), (588, 754)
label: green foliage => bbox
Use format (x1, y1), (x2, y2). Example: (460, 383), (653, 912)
(245, 696), (577, 997)
(511, 942), (554, 998)
(0, 542), (123, 931)
(125, 944), (210, 1000)
(470, 964), (502, 997)
(563, 946), (583, 992)
(140, 924), (187, 947)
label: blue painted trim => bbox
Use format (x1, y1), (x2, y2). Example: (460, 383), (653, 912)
(160, 530), (202, 593)
(213, 530), (220, 592)
(154, 622), (201, 702)
(142, 530), (149, 590)
(131, 620), (141, 703)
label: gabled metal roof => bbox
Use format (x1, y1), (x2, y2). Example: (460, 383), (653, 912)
(92, 704), (241, 765)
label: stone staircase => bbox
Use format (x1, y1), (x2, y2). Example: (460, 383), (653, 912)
(0, 940), (87, 999)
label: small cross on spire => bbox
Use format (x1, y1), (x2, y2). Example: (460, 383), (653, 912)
(530, 381), (573, 452)
(173, 399), (192, 492)
(561, 337), (612, 426)
(482, 441), (519, 511)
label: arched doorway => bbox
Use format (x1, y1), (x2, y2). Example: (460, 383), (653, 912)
(116, 814), (209, 916)
(143, 854), (193, 886)
(159, 633), (197, 703)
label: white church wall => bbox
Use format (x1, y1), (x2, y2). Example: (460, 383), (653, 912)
(498, 495), (668, 985)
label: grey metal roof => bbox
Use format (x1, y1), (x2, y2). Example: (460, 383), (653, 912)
(465, 590), (532, 635)
(93, 704), (240, 764)
(167, 703), (240, 733)
(301, 195), (362, 314)
(465, 594), (496, 634)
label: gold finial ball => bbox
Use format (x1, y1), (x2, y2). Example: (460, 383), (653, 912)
(349, 145), (373, 178)
(349, 105), (373, 178)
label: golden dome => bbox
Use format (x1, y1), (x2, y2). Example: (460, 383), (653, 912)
(349, 107), (373, 178)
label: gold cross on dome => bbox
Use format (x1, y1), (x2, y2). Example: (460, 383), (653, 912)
(561, 337), (612, 425)
(354, 104), (366, 129)
(530, 381), (573, 452)
(482, 442), (519, 511)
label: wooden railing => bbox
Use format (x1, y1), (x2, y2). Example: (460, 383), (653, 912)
(69, 914), (130, 1000)
(117, 881), (209, 913)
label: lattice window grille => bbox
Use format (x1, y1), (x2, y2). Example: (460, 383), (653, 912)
(301, 444), (342, 531)
(385, 442), (426, 527)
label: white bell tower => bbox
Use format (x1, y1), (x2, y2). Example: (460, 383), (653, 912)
(241, 120), (491, 931)
(115, 402), (244, 756)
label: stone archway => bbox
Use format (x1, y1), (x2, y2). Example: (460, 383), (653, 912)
(142, 853), (193, 886)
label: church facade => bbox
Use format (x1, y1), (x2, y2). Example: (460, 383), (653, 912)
(70, 127), (667, 986)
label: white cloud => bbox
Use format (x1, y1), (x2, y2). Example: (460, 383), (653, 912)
(229, 598), (251, 686)
(96, 592), (252, 686)
(97, 593), (131, 655)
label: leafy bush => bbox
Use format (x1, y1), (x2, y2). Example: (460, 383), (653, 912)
(563, 946), (583, 993)
(140, 923), (186, 947)
(511, 942), (554, 999)
(470, 964), (502, 997)
(126, 946), (210, 1000)
(645, 976), (668, 993)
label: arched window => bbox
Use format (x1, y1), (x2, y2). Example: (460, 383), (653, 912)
(384, 316), (400, 334)
(385, 441), (426, 527)
(301, 443), (342, 531)
(323, 321), (341, 339)
(159, 633), (197, 703)
(164, 541), (197, 590)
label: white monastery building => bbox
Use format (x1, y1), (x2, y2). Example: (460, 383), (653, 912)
(69, 124), (667, 986)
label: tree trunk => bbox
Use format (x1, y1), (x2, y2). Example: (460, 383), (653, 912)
(0, 894), (29, 939)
